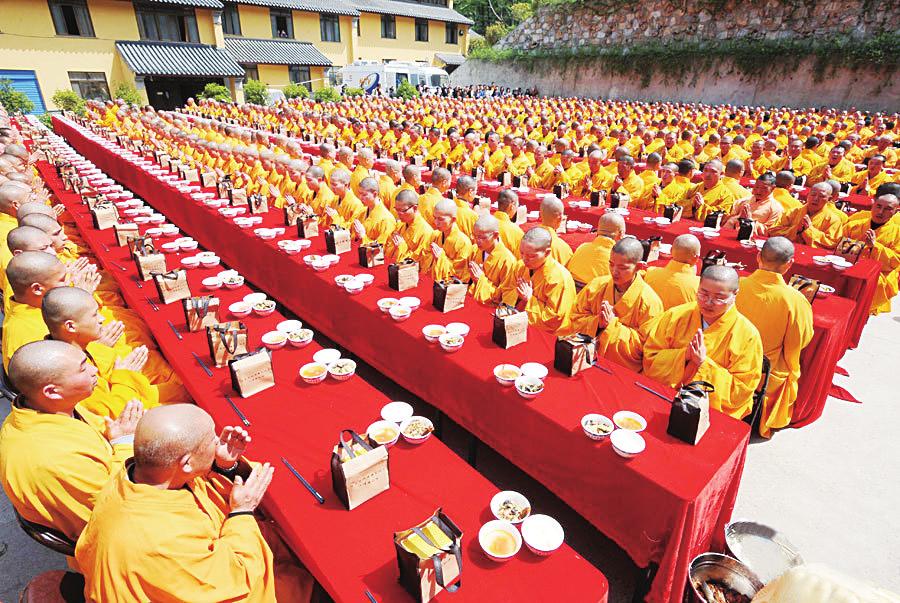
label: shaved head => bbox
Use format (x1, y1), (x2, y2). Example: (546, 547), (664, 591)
(41, 286), (97, 334)
(701, 264), (740, 291)
(7, 340), (92, 412)
(0, 182), (29, 215)
(7, 251), (66, 299)
(431, 167), (451, 187)
(611, 237), (644, 263)
(134, 404), (215, 469)
(597, 213), (626, 239)
(395, 188), (418, 208)
(760, 236), (795, 268)
(434, 198), (457, 218)
(7, 226), (52, 254)
(522, 226), (552, 251)
(474, 214), (499, 234)
(16, 201), (56, 221)
(539, 195), (564, 228)
(671, 234), (701, 263)
(329, 168), (351, 186)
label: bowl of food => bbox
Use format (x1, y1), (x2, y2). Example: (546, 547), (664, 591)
(145, 227), (164, 238)
(228, 301), (251, 318)
(688, 553), (763, 603)
(303, 254), (321, 265)
(253, 300), (276, 316)
(521, 514), (564, 556)
(377, 297), (399, 313)
(344, 278), (365, 295)
(180, 256), (200, 269)
(643, 216), (656, 224)
(199, 255), (220, 267)
(334, 274), (354, 286)
(328, 358), (357, 381)
(490, 490), (531, 524)
(276, 319), (303, 333)
(438, 332), (465, 353)
(818, 284), (835, 297)
(399, 416), (434, 444)
(202, 276), (222, 290)
(389, 304), (412, 322)
(313, 348), (341, 365)
(161, 241), (180, 253)
(366, 420), (400, 448)
(398, 296), (421, 311)
(832, 259), (852, 271)
(243, 292), (267, 305)
(479, 520), (522, 562)
(520, 362), (549, 380)
(613, 410), (647, 432)
(381, 401), (414, 424)
(610, 429), (646, 459)
(311, 259), (330, 272)
(282, 243), (302, 255)
(223, 275), (245, 289)
(493, 364), (522, 387)
(356, 273), (375, 287)
(514, 376), (544, 400)
(655, 217), (672, 228)
(422, 324), (446, 342)
(323, 254), (340, 266)
(445, 322), (470, 337)
(299, 362), (328, 384)
(724, 520), (803, 585)
(812, 256), (830, 266)
(261, 330), (287, 350)
(255, 228), (277, 240)
(287, 328), (314, 348)
(581, 414), (615, 440)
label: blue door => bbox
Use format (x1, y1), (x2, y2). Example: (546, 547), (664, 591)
(0, 69), (47, 114)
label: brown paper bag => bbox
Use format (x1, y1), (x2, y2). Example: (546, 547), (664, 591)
(834, 237), (865, 263)
(216, 176), (233, 199)
(229, 188), (248, 207)
(491, 304), (528, 349)
(206, 321), (249, 368)
(432, 279), (467, 313)
(152, 269), (191, 305)
(388, 259), (419, 292)
(200, 170), (217, 188)
(667, 381), (713, 445)
(248, 193), (268, 215)
(283, 202), (303, 226)
(788, 275), (820, 303)
(394, 510), (463, 603)
(180, 166), (199, 184)
(182, 296), (220, 332)
(113, 223), (139, 247)
(358, 242), (385, 267)
(330, 430), (390, 510)
(640, 236), (661, 263)
(325, 226), (351, 255)
(554, 333), (597, 377)
(228, 349), (275, 397)
(91, 203), (119, 230)
(297, 213), (319, 238)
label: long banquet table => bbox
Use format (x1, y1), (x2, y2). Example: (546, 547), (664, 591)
(36, 154), (611, 603)
(55, 116), (751, 603)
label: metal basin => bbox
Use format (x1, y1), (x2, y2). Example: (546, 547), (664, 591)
(725, 520), (803, 584)
(689, 552), (764, 602)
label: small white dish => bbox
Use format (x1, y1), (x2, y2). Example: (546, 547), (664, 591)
(313, 348), (341, 365)
(521, 514), (564, 556)
(610, 429), (646, 459)
(381, 401), (414, 424)
(520, 362), (549, 380)
(479, 520), (522, 562)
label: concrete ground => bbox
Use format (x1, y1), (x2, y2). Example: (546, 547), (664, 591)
(1, 303), (897, 602)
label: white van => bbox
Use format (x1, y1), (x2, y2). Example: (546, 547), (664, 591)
(340, 61), (449, 94)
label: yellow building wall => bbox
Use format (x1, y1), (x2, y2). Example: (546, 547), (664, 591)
(292, 12), (352, 67)
(196, 8), (217, 45)
(233, 4), (272, 39)
(354, 14), (467, 64)
(256, 64), (290, 88)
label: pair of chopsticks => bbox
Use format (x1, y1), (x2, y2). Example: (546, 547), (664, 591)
(109, 261), (127, 272)
(166, 320), (182, 340)
(225, 394), (250, 427)
(281, 457), (325, 504)
(191, 352), (213, 377)
(144, 296), (159, 311)
(634, 381), (672, 403)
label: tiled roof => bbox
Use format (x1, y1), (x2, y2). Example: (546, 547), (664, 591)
(116, 41), (246, 77)
(434, 52), (465, 65)
(142, 0), (224, 8)
(352, 0), (474, 25)
(232, 0), (359, 16)
(223, 38), (332, 66)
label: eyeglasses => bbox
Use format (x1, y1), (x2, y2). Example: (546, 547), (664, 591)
(697, 290), (734, 305)
(396, 205), (415, 214)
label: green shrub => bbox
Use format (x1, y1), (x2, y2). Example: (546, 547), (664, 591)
(509, 2), (533, 23)
(51, 89), (85, 115)
(485, 23), (511, 46)
(395, 79), (419, 100)
(113, 82), (142, 105)
(312, 86), (342, 103)
(343, 86), (365, 97)
(197, 82), (232, 102)
(283, 83), (310, 99)
(243, 79), (269, 105)
(0, 79), (35, 114)
(38, 113), (54, 128)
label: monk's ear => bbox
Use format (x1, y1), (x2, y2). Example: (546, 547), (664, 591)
(179, 452), (194, 475)
(63, 319), (78, 334)
(29, 282), (44, 297)
(42, 383), (63, 400)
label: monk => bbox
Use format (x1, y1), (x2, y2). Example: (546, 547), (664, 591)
(469, 215), (518, 305)
(769, 182), (845, 248)
(841, 193), (900, 314)
(688, 160), (736, 220)
(772, 171), (803, 212)
(385, 189), (437, 273)
(723, 172), (784, 236)
(431, 199), (475, 282)
(420, 167), (452, 226)
(450, 175), (479, 238)
(568, 238), (662, 372)
(501, 227), (575, 334)
(0, 182), (31, 289)
(735, 237), (814, 438)
(378, 160), (401, 209)
(322, 168), (364, 229)
(351, 177), (395, 245)
(0, 341), (143, 541)
(644, 234), (701, 309)
(643, 265), (764, 419)
(536, 195), (574, 266)
(494, 189), (525, 258)
(75, 404), (312, 602)
(568, 213), (625, 288)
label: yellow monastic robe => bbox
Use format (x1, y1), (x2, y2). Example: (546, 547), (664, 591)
(432, 224), (475, 282)
(484, 148), (508, 179)
(493, 211), (524, 258)
(652, 175), (694, 212)
(418, 186), (444, 226)
(850, 169), (893, 197)
(769, 203), (844, 249)
(0, 402), (132, 541)
(536, 225), (573, 267)
(357, 201), (396, 245)
(531, 160), (557, 190)
(636, 170), (662, 209)
(82, 341), (160, 417)
(842, 212), (900, 314)
(772, 188), (802, 212)
(378, 175), (398, 210)
(0, 213), (18, 290)
(642, 303), (763, 419)
(75, 468), (278, 603)
(568, 274), (662, 372)
(567, 235), (614, 286)
(644, 260), (700, 310)
(502, 256), (576, 334)
(2, 299), (51, 370)
(471, 241), (518, 305)
(735, 270), (813, 437)
(723, 176), (751, 201)
(773, 153), (817, 177)
(385, 213), (437, 273)
(350, 165), (372, 195)
(574, 168), (611, 198)
(689, 180), (737, 220)
(308, 183), (338, 217)
(332, 190), (366, 229)
(452, 199), (478, 239)
(809, 158), (857, 184)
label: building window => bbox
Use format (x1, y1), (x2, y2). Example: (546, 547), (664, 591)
(68, 72), (109, 101)
(445, 22), (458, 44)
(380, 14), (395, 39)
(135, 3), (199, 42)
(270, 8), (293, 38)
(320, 14), (340, 42)
(222, 2), (241, 35)
(242, 64), (259, 81)
(48, 0), (95, 37)
(289, 65), (310, 85)
(415, 19), (429, 42)
(354, 16), (360, 36)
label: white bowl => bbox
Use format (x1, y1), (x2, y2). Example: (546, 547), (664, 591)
(819, 284), (835, 297)
(356, 273), (375, 287)
(514, 375), (544, 400)
(180, 256), (200, 269)
(311, 260), (330, 272)
(256, 228), (277, 240)
(520, 362), (549, 380)
(345, 279), (365, 295)
(832, 260), (852, 271)
(134, 216), (151, 224)
(812, 256), (830, 266)
(299, 362), (328, 384)
(389, 304), (412, 321)
(740, 239), (756, 248)
(202, 276), (222, 290)
(581, 414), (615, 440)
(296, 239), (312, 249)
(643, 216), (656, 224)
(334, 274), (354, 286)
(422, 324), (446, 342)
(199, 255), (220, 267)
(490, 490), (531, 524)
(610, 429), (646, 458)
(223, 275), (245, 289)
(243, 292), (267, 305)
(398, 296), (421, 311)
(377, 297), (399, 313)
(688, 226), (705, 234)
(313, 348), (341, 365)
(521, 514), (565, 556)
(282, 245), (302, 255)
(613, 410), (647, 432)
(229, 301), (251, 318)
(438, 332), (465, 353)
(445, 322), (470, 337)
(381, 401), (414, 424)
(323, 254), (340, 266)
(286, 328), (314, 347)
(328, 359), (357, 381)
(161, 242), (180, 253)
(252, 300), (276, 316)
(179, 240), (199, 251)
(493, 364), (522, 387)
(145, 227), (163, 238)
(303, 254), (321, 265)
(399, 416), (434, 444)
(703, 231), (720, 240)
(261, 330), (287, 350)
(366, 420), (401, 448)
(276, 319), (303, 333)
(479, 520), (522, 562)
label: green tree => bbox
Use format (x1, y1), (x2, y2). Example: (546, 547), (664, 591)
(283, 83), (310, 99)
(485, 23), (511, 45)
(51, 89), (86, 115)
(0, 79), (35, 114)
(456, 0), (533, 34)
(244, 79), (269, 105)
(197, 82), (232, 102)
(312, 86), (342, 103)
(395, 79), (420, 100)
(113, 82), (142, 105)
(343, 86), (365, 97)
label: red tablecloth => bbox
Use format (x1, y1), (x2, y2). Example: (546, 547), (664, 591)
(56, 116), (750, 603)
(39, 159), (609, 602)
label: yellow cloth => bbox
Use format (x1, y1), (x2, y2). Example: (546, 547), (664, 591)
(689, 180), (737, 220)
(636, 170), (662, 209)
(642, 303), (763, 419)
(809, 158), (857, 183)
(723, 176), (751, 201)
(2, 298), (50, 371)
(653, 175), (694, 212)
(378, 175), (397, 210)
(471, 242), (518, 305)
(842, 212), (900, 314)
(82, 341), (160, 418)
(772, 188), (802, 212)
(0, 213), (18, 291)
(332, 190), (366, 229)
(357, 201), (396, 245)
(418, 187), (444, 226)
(568, 274), (662, 372)
(453, 199), (479, 239)
(850, 169), (893, 197)
(735, 270), (813, 437)
(431, 224), (475, 282)
(769, 203), (845, 249)
(75, 467), (278, 603)
(385, 213), (437, 273)
(350, 165), (372, 195)
(493, 211), (524, 258)
(644, 260), (700, 309)
(0, 402), (131, 541)
(568, 235), (615, 286)
(537, 225), (573, 267)
(531, 160), (557, 190)
(502, 257), (576, 334)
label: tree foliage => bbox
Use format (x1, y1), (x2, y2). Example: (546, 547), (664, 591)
(113, 82), (143, 105)
(395, 79), (420, 100)
(0, 79), (35, 114)
(243, 79), (269, 105)
(51, 89), (86, 115)
(343, 86), (365, 97)
(313, 86), (342, 103)
(456, 0), (535, 35)
(198, 82), (232, 102)
(283, 83), (310, 99)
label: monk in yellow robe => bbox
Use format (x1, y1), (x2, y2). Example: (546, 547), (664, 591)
(0, 182), (31, 290)
(769, 182), (844, 248)
(568, 213), (625, 287)
(850, 155), (893, 197)
(500, 227), (576, 334)
(431, 199), (475, 282)
(735, 237), (813, 437)
(75, 404), (312, 602)
(494, 189), (525, 258)
(808, 146), (857, 184)
(529, 147), (557, 190)
(644, 234), (701, 309)
(574, 151), (613, 198)
(652, 160), (696, 212)
(568, 239), (662, 372)
(635, 153), (664, 209)
(643, 265), (763, 419)
(351, 177), (395, 245)
(722, 159), (753, 202)
(0, 340), (142, 541)
(350, 148), (376, 195)
(301, 166), (337, 216)
(450, 176), (480, 239)
(420, 167), (452, 226)
(771, 171), (803, 212)
(841, 193), (900, 314)
(537, 195), (573, 266)
(385, 189), (438, 273)
(687, 160), (737, 220)
(322, 168), (365, 229)
(607, 156), (645, 204)
(469, 215), (518, 305)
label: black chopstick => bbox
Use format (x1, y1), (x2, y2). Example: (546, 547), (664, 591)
(634, 381), (672, 403)
(191, 352), (213, 377)
(281, 457), (325, 504)
(365, 591), (377, 603)
(593, 362), (613, 374)
(101, 243), (109, 252)
(133, 277), (143, 289)
(166, 320), (182, 340)
(225, 394), (251, 427)
(110, 261), (127, 271)
(144, 295), (159, 311)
